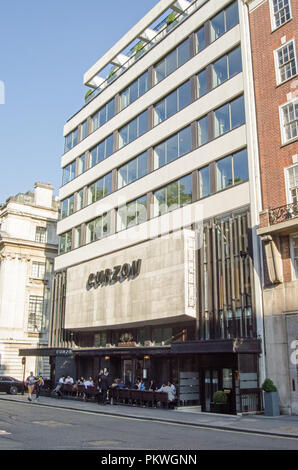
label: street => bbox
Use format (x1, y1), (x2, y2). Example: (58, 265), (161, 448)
(0, 400), (298, 451)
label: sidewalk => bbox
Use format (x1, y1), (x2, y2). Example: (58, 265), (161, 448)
(1, 393), (298, 439)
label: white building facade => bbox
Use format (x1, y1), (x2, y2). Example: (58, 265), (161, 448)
(0, 183), (59, 379)
(24, 0), (266, 413)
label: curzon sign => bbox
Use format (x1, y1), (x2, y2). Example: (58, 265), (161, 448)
(87, 259), (142, 289)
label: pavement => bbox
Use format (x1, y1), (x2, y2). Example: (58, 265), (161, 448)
(1, 392), (298, 439)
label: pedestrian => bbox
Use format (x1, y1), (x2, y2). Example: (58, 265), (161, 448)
(100, 370), (112, 405)
(97, 370), (104, 404)
(26, 371), (36, 402)
(35, 373), (44, 402)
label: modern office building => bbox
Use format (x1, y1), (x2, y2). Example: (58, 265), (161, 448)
(21, 0), (266, 413)
(246, 0), (298, 414)
(0, 183), (59, 379)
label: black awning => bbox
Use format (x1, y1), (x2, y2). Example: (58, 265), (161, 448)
(171, 338), (262, 355)
(19, 347), (73, 357)
(72, 346), (171, 357)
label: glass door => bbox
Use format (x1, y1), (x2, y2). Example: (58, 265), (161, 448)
(204, 369), (219, 412)
(123, 360), (133, 387)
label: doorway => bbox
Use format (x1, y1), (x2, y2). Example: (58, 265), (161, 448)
(202, 368), (234, 412)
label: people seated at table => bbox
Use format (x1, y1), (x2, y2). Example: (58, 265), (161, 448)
(148, 379), (157, 391)
(138, 379), (145, 391)
(65, 375), (74, 385)
(83, 377), (94, 388)
(156, 383), (176, 404)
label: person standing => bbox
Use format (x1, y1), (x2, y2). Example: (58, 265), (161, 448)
(97, 369), (104, 404)
(26, 371), (36, 402)
(100, 370), (112, 405)
(35, 373), (44, 402)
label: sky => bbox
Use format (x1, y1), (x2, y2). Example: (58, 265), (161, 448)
(0, 0), (159, 203)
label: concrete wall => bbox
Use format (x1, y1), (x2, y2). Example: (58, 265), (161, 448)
(65, 230), (196, 331)
(263, 282), (298, 414)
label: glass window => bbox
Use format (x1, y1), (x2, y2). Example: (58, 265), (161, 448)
(77, 189), (84, 211)
(59, 231), (72, 254)
(178, 81), (191, 110)
(210, 10), (225, 42)
(155, 58), (166, 83)
(117, 196), (147, 231)
(210, 2), (239, 43)
(198, 115), (209, 146)
(198, 69), (207, 97)
(177, 39), (190, 67)
(225, 1), (239, 31)
(166, 133), (179, 163)
(31, 262), (45, 279)
(154, 174), (192, 217)
(35, 227), (47, 243)
(228, 47), (242, 78)
(271, 0), (291, 29)
(167, 90), (178, 119)
(233, 149), (249, 183)
(199, 166), (210, 198)
(81, 121), (87, 140)
(86, 213), (110, 243)
(166, 49), (177, 76)
(281, 100), (298, 143)
(213, 55), (228, 88)
(217, 155), (233, 190)
(73, 226), (82, 249)
(179, 174), (192, 207)
(196, 25), (205, 53)
(64, 128), (78, 153)
(61, 199), (68, 219)
(78, 154), (86, 175)
(63, 161), (76, 185)
(230, 95), (245, 129)
(276, 41), (297, 84)
(128, 159), (137, 185)
(120, 73), (148, 111)
(154, 142), (166, 169)
(138, 110), (148, 136)
(179, 126), (191, 156)
(214, 103), (230, 138)
(92, 98), (115, 132)
(28, 295), (44, 332)
(154, 99), (166, 126)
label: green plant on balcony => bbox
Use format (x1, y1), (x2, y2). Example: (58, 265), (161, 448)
(166, 11), (176, 26)
(107, 67), (117, 79)
(134, 41), (144, 53)
(84, 89), (93, 101)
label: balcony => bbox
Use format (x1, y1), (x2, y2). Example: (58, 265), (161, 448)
(258, 202), (298, 237)
(83, 0), (208, 107)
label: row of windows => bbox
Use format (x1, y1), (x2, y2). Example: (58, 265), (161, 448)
(64, 43), (242, 186)
(60, 95), (246, 219)
(59, 148), (249, 254)
(63, 1), (239, 160)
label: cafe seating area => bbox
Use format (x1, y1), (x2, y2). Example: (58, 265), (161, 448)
(51, 383), (173, 408)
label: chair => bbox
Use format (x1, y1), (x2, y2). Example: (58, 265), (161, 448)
(154, 391), (169, 409)
(131, 389), (142, 406)
(63, 384), (74, 397)
(142, 390), (154, 407)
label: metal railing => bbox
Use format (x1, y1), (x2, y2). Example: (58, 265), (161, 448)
(240, 388), (263, 413)
(84, 0), (208, 106)
(269, 202), (298, 226)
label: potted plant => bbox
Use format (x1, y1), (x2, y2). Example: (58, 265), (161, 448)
(210, 390), (229, 414)
(166, 12), (178, 31)
(134, 41), (145, 59)
(84, 89), (93, 101)
(262, 378), (280, 416)
(107, 67), (117, 83)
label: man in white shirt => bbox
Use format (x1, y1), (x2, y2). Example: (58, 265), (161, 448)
(65, 376), (74, 385)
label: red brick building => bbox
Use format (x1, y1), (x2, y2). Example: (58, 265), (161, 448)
(245, 0), (298, 414)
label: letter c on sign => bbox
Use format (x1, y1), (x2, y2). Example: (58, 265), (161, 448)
(88, 273), (95, 288)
